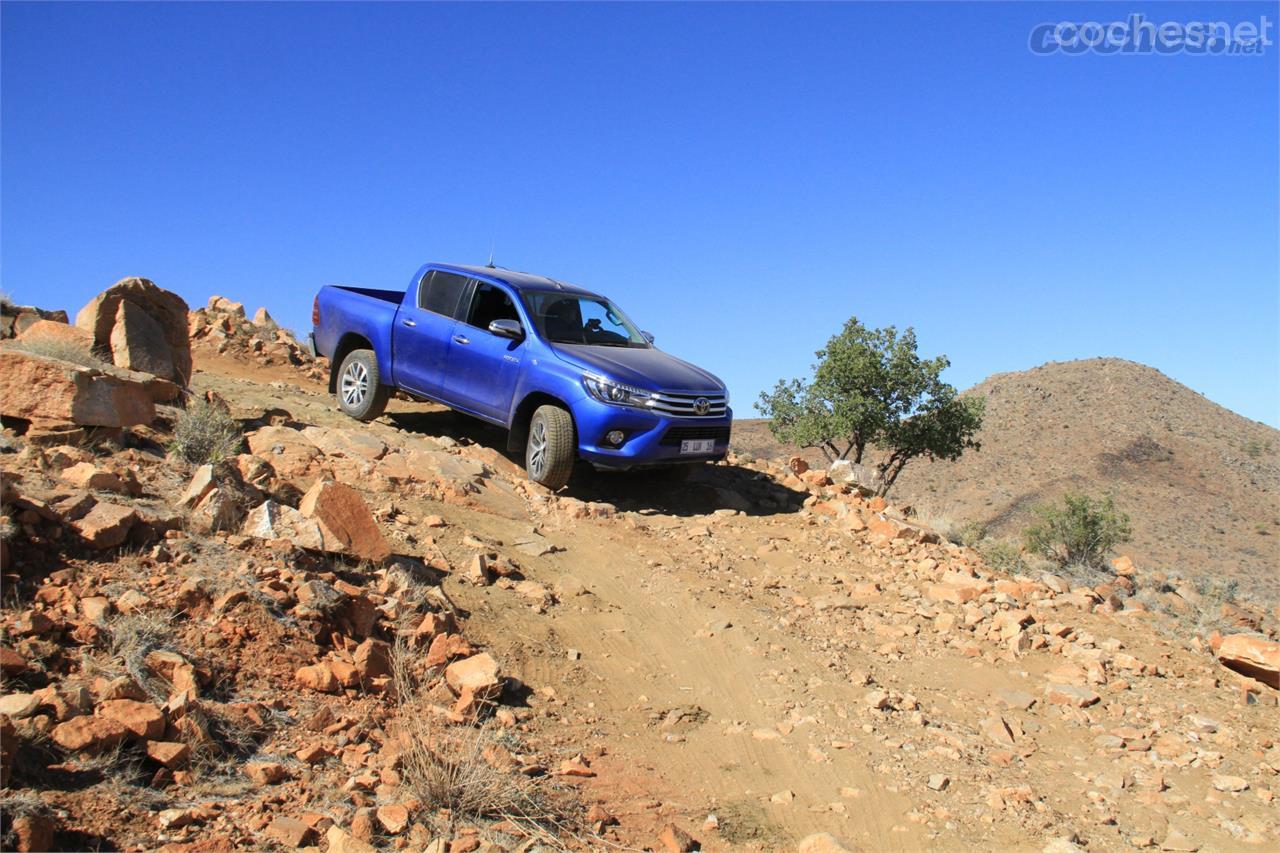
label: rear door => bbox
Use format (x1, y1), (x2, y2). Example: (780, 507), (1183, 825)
(391, 269), (469, 397)
(442, 280), (526, 421)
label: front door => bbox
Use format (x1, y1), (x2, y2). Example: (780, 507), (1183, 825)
(442, 280), (525, 421)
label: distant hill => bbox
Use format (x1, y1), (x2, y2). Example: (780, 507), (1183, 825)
(734, 358), (1280, 601)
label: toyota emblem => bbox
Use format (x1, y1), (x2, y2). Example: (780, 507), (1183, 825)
(693, 397), (710, 415)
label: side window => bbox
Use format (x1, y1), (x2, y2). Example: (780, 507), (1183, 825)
(418, 271), (469, 317)
(465, 282), (520, 331)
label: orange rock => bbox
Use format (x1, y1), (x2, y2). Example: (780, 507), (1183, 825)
(444, 652), (501, 699)
(1044, 684), (1101, 707)
(98, 699), (166, 739)
(353, 638), (392, 680)
(298, 481), (390, 563)
(266, 816), (317, 848)
(375, 803), (410, 835)
(145, 740), (191, 769)
(425, 633), (473, 668)
(296, 662), (341, 693)
(1217, 633), (1280, 689)
(16, 318), (93, 349)
(0, 646), (28, 676)
(9, 812), (57, 853)
(76, 277), (192, 384)
(657, 822), (697, 853)
(244, 761), (287, 785)
(72, 502), (138, 549)
(0, 346), (156, 428)
(51, 715), (128, 752)
(329, 660), (360, 689)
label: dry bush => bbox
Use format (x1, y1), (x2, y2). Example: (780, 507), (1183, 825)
(389, 639), (573, 839)
(169, 400), (243, 465)
(11, 336), (106, 369)
(977, 538), (1026, 575)
(106, 612), (180, 702)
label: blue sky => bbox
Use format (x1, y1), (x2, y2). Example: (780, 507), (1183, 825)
(3, 1), (1277, 426)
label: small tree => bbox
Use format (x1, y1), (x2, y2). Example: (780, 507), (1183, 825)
(1023, 492), (1132, 569)
(756, 318), (984, 496)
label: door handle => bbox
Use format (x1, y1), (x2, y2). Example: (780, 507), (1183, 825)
(452, 335), (470, 345)
(401, 319), (417, 328)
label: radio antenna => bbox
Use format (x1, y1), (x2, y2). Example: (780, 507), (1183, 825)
(486, 238), (496, 269)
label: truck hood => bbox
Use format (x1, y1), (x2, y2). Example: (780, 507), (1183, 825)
(550, 345), (725, 393)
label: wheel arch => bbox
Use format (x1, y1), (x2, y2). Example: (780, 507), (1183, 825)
(507, 391), (576, 453)
(328, 333), (375, 394)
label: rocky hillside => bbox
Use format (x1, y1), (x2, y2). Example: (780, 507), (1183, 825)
(1, 290), (1278, 852)
(737, 359), (1280, 603)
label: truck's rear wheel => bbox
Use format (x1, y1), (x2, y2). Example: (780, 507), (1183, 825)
(526, 405), (574, 490)
(336, 349), (389, 421)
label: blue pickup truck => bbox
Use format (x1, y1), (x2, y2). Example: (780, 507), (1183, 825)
(311, 263), (731, 489)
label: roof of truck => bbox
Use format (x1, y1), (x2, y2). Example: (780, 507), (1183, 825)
(433, 263), (600, 297)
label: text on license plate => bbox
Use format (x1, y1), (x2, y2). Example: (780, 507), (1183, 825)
(680, 438), (716, 454)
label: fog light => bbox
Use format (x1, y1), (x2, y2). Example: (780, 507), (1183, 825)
(605, 430), (626, 446)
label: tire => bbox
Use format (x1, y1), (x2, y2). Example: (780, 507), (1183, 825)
(525, 405), (575, 490)
(336, 349), (390, 421)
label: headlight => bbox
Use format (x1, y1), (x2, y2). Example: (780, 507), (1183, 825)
(583, 373), (654, 408)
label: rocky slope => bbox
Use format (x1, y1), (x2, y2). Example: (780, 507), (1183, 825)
(1, 292), (1278, 852)
(736, 359), (1280, 604)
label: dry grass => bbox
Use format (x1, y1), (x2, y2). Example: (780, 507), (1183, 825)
(0, 791), (53, 848)
(168, 400), (244, 465)
(389, 639), (575, 841)
(106, 612), (180, 702)
(10, 336), (107, 369)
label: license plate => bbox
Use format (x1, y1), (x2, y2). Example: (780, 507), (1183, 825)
(680, 438), (716, 454)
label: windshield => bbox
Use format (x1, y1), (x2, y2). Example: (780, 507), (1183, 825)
(522, 292), (650, 348)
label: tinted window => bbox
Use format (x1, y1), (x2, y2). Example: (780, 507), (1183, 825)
(418, 271), (469, 317)
(465, 282), (520, 331)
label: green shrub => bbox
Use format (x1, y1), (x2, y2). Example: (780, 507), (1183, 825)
(169, 400), (243, 465)
(1023, 492), (1131, 569)
(11, 337), (106, 369)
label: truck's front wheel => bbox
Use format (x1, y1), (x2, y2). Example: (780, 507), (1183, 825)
(526, 405), (575, 490)
(336, 349), (390, 422)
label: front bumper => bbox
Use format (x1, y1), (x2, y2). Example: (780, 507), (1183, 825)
(571, 396), (733, 469)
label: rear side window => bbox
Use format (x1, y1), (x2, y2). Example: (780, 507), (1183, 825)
(418, 271), (469, 317)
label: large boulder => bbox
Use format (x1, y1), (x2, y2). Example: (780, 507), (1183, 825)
(16, 318), (95, 349)
(0, 303), (68, 339)
(1217, 633), (1279, 689)
(76, 277), (191, 384)
(0, 347), (156, 429)
(110, 298), (173, 378)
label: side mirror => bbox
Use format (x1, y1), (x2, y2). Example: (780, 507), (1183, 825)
(488, 319), (524, 340)
(642, 330), (655, 344)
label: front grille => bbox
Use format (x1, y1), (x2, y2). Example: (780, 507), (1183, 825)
(659, 425), (732, 447)
(647, 390), (728, 417)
